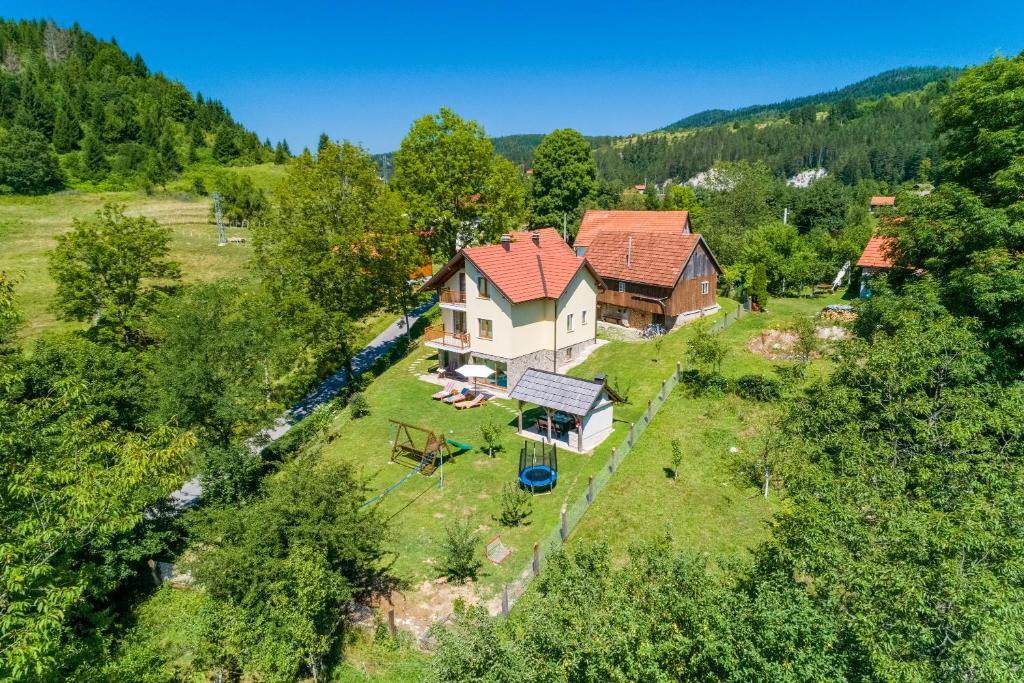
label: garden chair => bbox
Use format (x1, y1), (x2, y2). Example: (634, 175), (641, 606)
(443, 388), (471, 404)
(431, 381), (457, 400)
(455, 393), (487, 410)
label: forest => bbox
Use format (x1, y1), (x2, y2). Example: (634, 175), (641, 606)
(0, 19), (288, 196)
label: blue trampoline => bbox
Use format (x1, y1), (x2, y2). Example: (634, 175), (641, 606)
(518, 440), (558, 493)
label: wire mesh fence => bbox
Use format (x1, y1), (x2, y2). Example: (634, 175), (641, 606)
(499, 303), (746, 613)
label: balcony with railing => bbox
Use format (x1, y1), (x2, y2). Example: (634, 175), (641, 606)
(423, 324), (471, 351)
(438, 288), (467, 308)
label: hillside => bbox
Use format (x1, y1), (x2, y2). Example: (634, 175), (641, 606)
(0, 18), (285, 195)
(661, 66), (961, 130)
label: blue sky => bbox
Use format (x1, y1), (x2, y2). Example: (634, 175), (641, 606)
(5, 1), (1022, 152)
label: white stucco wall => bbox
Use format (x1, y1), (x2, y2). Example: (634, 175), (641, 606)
(555, 268), (599, 351)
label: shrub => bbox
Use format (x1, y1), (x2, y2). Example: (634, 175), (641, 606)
(497, 483), (532, 527)
(681, 369), (728, 396)
(440, 519), (482, 584)
(734, 374), (784, 401)
(670, 439), (682, 480)
(349, 392), (370, 418)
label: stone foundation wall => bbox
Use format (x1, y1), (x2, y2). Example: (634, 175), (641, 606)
(506, 348), (555, 389)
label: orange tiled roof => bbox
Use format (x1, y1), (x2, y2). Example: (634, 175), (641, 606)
(870, 196), (896, 206)
(574, 210), (689, 248)
(857, 235), (896, 269)
(422, 228), (603, 303)
(585, 231), (715, 288)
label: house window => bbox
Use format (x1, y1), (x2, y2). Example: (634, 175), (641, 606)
(701, 281), (710, 295)
(477, 277), (489, 299)
(567, 313), (574, 332)
(565, 346), (573, 360)
(581, 309), (588, 325)
(478, 318), (493, 339)
(617, 281), (626, 293)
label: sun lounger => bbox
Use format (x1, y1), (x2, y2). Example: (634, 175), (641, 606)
(455, 393), (487, 410)
(432, 381), (457, 400)
(443, 388), (470, 404)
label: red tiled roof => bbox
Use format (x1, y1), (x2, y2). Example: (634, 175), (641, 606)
(857, 235), (896, 269)
(575, 210), (690, 248)
(421, 228), (603, 303)
(870, 196), (896, 206)
(585, 231), (718, 288)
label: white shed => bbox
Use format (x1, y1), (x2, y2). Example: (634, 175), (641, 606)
(509, 368), (615, 453)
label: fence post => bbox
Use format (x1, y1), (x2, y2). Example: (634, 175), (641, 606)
(660, 379), (667, 402)
(609, 447), (617, 473)
(388, 609), (396, 637)
(560, 505), (568, 542)
(532, 543), (540, 576)
(502, 585), (509, 616)
(587, 476), (594, 504)
(646, 400), (652, 422)
(629, 423), (635, 446)
(676, 360), (682, 382)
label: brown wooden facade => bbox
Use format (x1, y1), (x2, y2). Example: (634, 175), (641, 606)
(597, 241), (720, 327)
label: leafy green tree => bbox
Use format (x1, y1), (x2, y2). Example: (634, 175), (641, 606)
(0, 282), (195, 677)
(440, 518), (482, 584)
(670, 438), (682, 480)
(0, 126), (63, 194)
(662, 183), (705, 224)
(794, 176), (848, 234)
(253, 141), (416, 378)
(147, 280), (286, 444)
(617, 187), (645, 209)
(210, 171), (268, 223)
(317, 132), (331, 155)
(750, 262), (769, 310)
(529, 128), (596, 229)
(790, 316), (818, 364)
(686, 324), (727, 375)
(187, 455), (388, 682)
(392, 107), (526, 258)
(936, 50), (1024, 211)
(703, 161), (782, 263)
(497, 483), (532, 527)
(49, 203), (180, 346)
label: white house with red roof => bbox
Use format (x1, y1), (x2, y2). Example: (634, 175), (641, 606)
(419, 228), (604, 391)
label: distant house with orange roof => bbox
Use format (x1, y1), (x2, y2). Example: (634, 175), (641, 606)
(419, 229), (603, 390)
(869, 196), (896, 213)
(856, 234), (897, 297)
(573, 210), (720, 329)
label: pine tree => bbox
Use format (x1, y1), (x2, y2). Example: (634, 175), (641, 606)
(14, 81), (55, 136)
(317, 132), (330, 155)
(158, 127), (180, 174)
(51, 98), (80, 152)
(273, 140), (290, 164)
(82, 128), (108, 179)
(212, 126), (237, 163)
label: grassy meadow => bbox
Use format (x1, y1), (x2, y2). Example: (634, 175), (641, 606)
(0, 190), (252, 341)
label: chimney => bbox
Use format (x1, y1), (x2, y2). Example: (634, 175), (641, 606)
(531, 232), (541, 246)
(626, 236), (632, 267)
(500, 234), (511, 250)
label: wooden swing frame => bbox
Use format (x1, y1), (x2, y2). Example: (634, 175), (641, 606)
(389, 419), (452, 476)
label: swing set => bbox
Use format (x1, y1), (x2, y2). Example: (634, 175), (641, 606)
(389, 419), (456, 476)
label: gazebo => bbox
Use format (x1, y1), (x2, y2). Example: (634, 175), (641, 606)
(508, 368), (614, 453)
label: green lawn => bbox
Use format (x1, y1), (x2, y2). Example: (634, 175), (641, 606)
(572, 295), (835, 561)
(317, 295), (840, 603)
(0, 190), (251, 341)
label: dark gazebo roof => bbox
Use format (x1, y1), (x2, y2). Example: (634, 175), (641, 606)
(508, 368), (607, 416)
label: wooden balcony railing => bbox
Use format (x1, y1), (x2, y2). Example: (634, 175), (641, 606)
(424, 325), (470, 350)
(439, 288), (467, 305)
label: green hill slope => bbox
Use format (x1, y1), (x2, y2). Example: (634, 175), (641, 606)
(661, 66), (961, 131)
(0, 18), (282, 194)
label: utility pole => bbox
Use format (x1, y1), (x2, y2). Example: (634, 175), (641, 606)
(213, 192), (226, 246)
(783, 207), (789, 225)
(562, 212), (567, 242)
